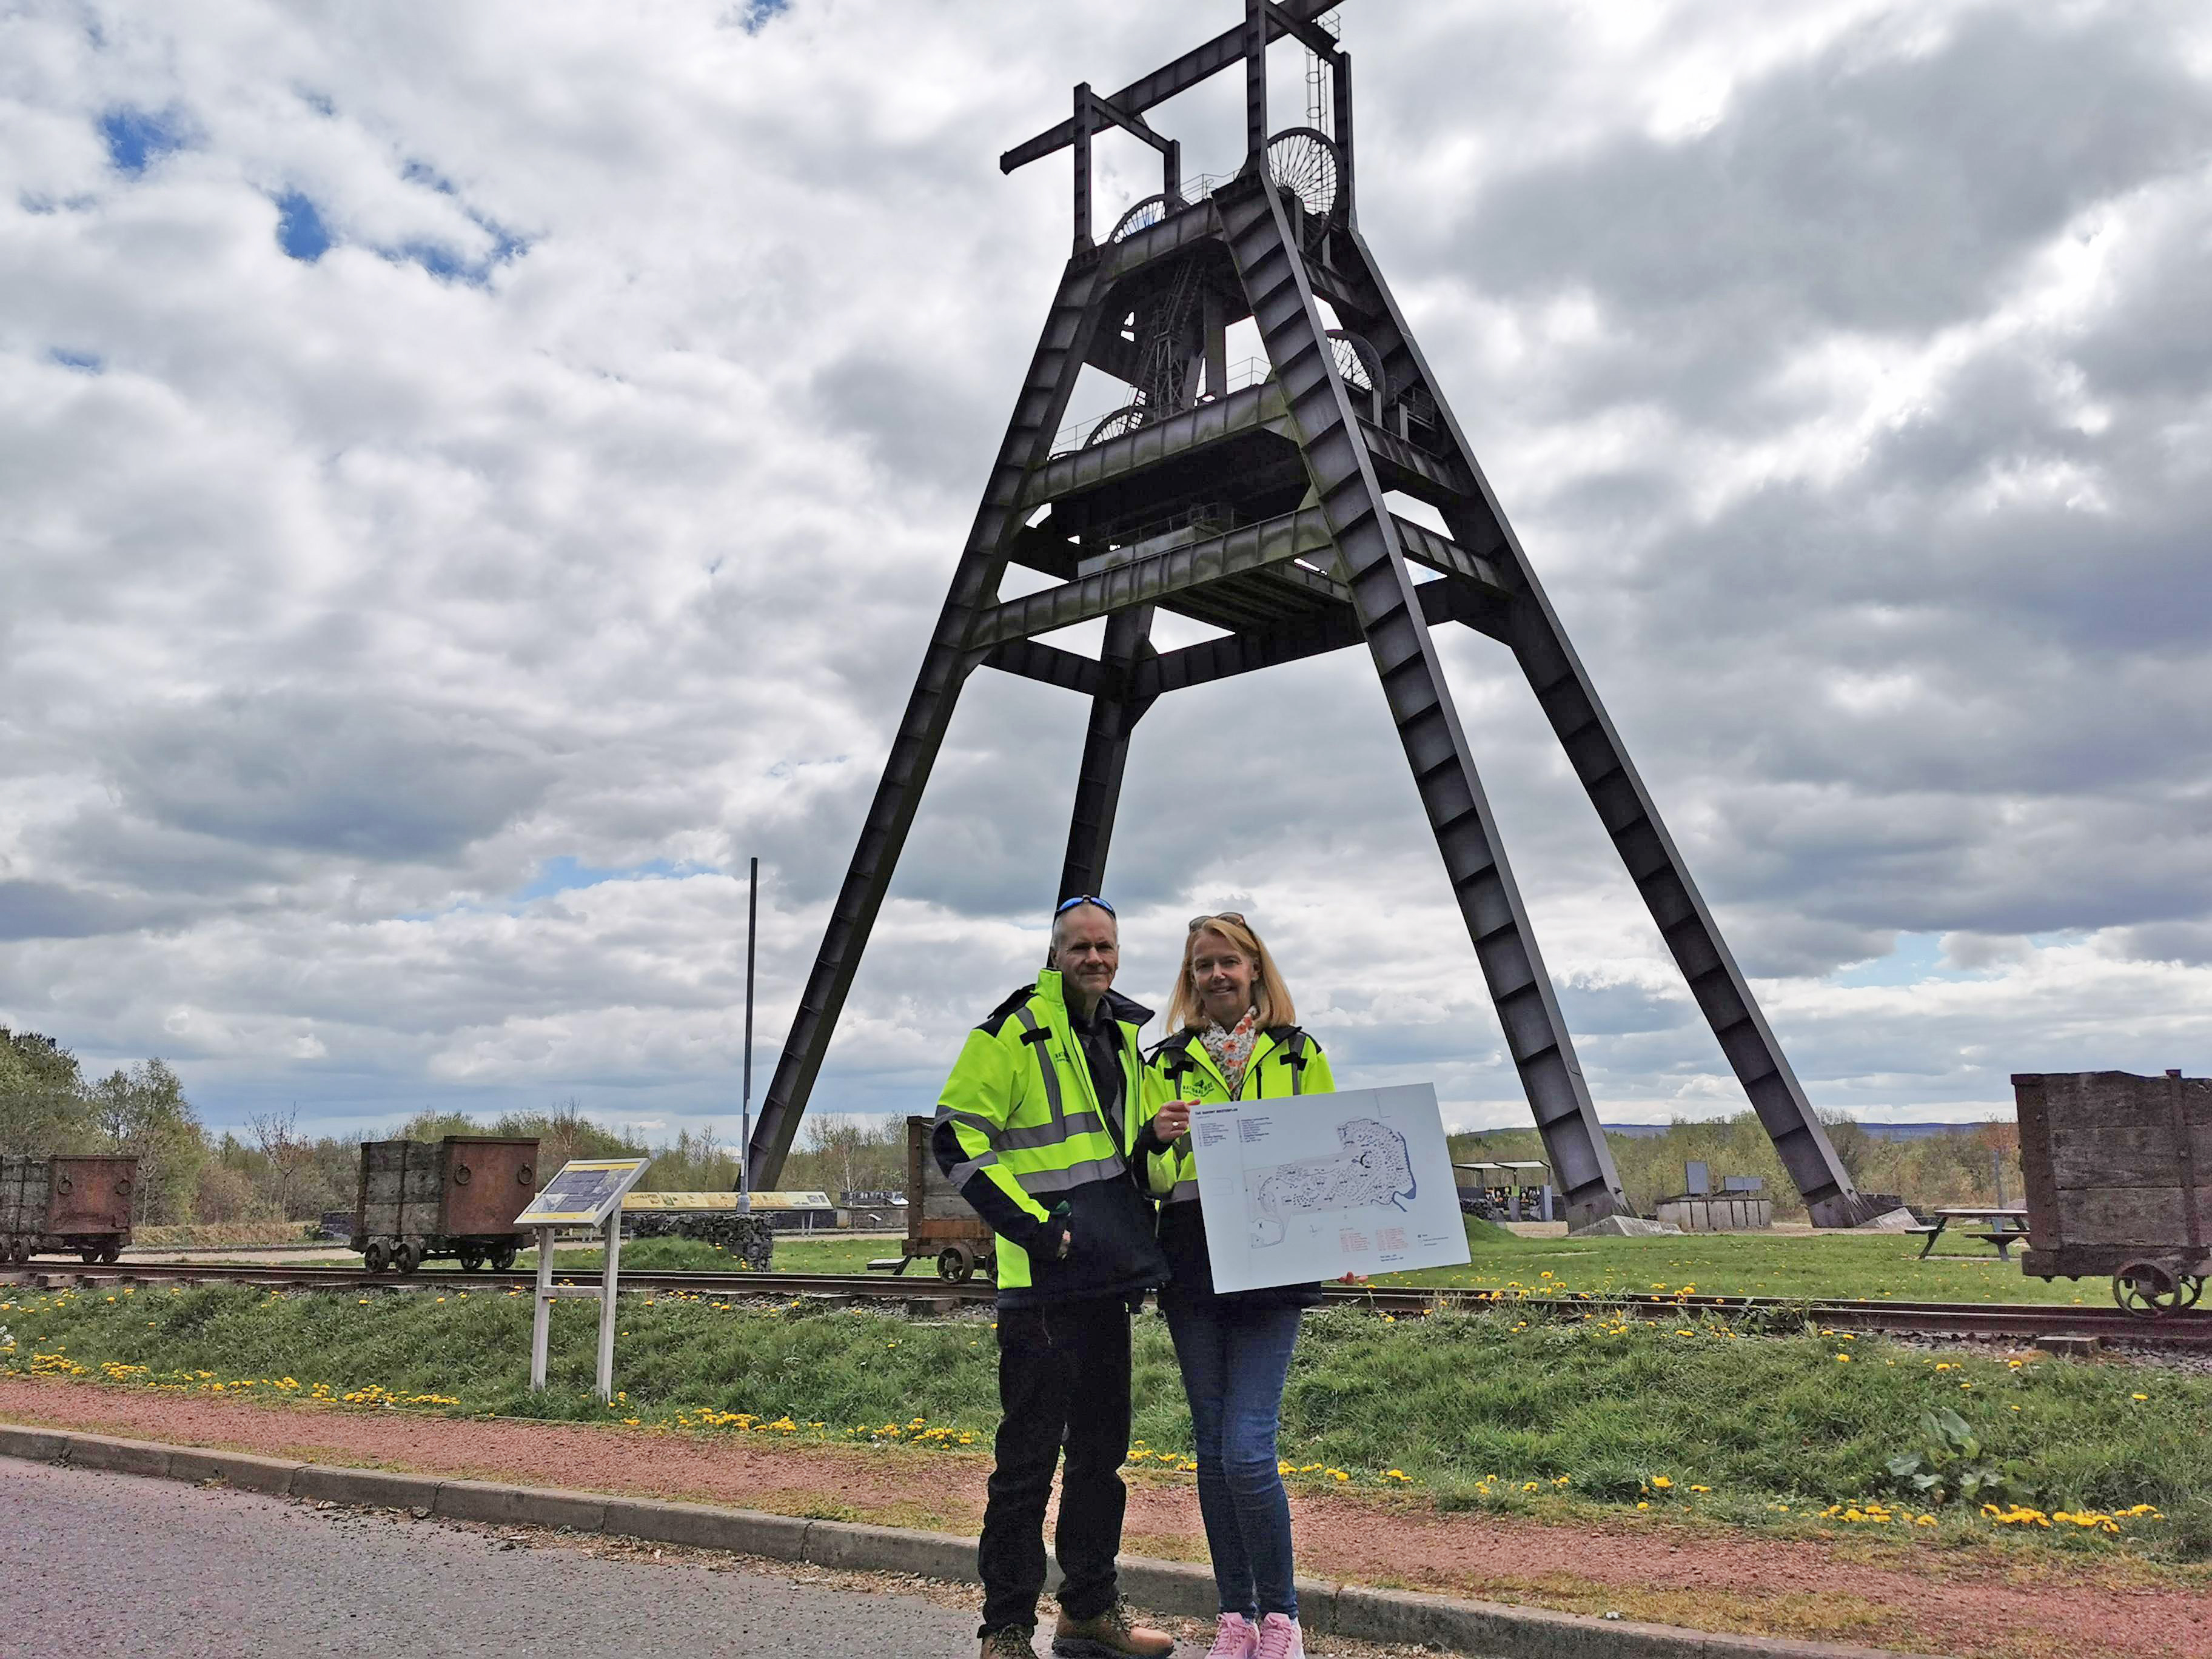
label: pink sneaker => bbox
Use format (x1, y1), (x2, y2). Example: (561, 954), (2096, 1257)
(1255, 1612), (1302, 1659)
(1206, 1612), (1258, 1659)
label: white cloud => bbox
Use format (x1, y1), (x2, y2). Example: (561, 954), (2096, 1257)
(3, 0), (2210, 1153)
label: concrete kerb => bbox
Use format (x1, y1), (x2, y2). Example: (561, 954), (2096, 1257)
(0, 1428), (1934, 1659)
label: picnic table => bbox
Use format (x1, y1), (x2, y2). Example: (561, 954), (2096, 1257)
(1913, 1206), (2031, 1260)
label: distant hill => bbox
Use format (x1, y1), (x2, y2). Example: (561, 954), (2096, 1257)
(1603, 1121), (1997, 1142)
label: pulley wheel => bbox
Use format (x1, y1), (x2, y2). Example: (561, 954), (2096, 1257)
(1110, 193), (1179, 243)
(1085, 403), (1151, 447)
(1265, 127), (1344, 222)
(1326, 329), (1387, 403)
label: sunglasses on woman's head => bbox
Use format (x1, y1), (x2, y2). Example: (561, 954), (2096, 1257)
(1187, 911), (1247, 931)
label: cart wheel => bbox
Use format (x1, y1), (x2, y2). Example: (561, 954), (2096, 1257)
(362, 1239), (390, 1273)
(2113, 1259), (2187, 1318)
(2185, 1276), (2207, 1311)
(79, 1247), (101, 1265)
(99, 1244), (121, 1265)
(936, 1245), (974, 1282)
(394, 1241), (423, 1275)
(456, 1248), (482, 1273)
(491, 1244), (518, 1272)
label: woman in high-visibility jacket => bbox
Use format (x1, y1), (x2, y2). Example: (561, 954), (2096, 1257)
(1138, 912), (1335, 1659)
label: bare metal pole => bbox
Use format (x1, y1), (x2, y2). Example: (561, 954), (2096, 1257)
(740, 856), (757, 1212)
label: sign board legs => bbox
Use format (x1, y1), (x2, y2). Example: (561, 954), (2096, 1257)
(529, 1223), (555, 1392)
(596, 1213), (620, 1403)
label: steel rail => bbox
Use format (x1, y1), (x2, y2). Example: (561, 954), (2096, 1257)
(12, 1261), (2211, 1346)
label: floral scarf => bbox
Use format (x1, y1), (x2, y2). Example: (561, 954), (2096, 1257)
(1198, 1007), (1261, 1097)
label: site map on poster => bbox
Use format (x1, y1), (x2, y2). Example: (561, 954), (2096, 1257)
(1189, 1082), (1472, 1293)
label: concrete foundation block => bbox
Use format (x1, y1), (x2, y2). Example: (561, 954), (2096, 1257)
(1110, 1555), (1217, 1621)
(62, 1434), (175, 1479)
(0, 1424), (70, 1463)
(169, 1448), (304, 1495)
(1335, 1584), (1698, 1658)
(432, 1478), (608, 1532)
(289, 1463), (441, 1512)
(804, 1518), (977, 1581)
(1701, 1634), (1939, 1658)
(1289, 1577), (1341, 1635)
(600, 1498), (813, 1562)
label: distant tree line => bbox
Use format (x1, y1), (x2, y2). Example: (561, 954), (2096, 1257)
(24, 1022), (2023, 1225)
(1449, 1109), (2025, 1219)
(2, 1026), (908, 1226)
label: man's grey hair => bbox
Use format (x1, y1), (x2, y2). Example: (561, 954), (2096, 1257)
(1049, 900), (1118, 953)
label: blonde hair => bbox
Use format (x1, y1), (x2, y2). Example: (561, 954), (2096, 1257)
(1167, 914), (1299, 1034)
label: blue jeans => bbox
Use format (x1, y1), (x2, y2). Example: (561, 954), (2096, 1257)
(1164, 1298), (1303, 1619)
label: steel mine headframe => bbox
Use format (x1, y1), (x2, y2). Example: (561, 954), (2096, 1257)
(745, 1), (1881, 1230)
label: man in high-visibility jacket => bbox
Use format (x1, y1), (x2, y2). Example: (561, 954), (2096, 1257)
(933, 896), (1175, 1659)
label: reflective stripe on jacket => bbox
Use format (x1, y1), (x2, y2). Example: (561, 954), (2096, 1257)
(1139, 1024), (1337, 1307)
(1139, 1025), (1336, 1201)
(931, 969), (1169, 1307)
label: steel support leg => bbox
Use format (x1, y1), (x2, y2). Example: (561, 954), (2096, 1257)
(1058, 606), (1156, 903)
(748, 261), (1105, 1188)
(1341, 226), (1872, 1228)
(1218, 176), (1630, 1226)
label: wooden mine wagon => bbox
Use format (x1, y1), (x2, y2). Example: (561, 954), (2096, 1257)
(0, 1155), (137, 1265)
(2014, 1070), (2211, 1317)
(869, 1114), (995, 1282)
(354, 1136), (538, 1274)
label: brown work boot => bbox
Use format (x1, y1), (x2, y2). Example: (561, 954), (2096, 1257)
(980, 1624), (1038, 1659)
(1051, 1600), (1176, 1658)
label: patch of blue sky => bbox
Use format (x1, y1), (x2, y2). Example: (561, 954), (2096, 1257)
(1829, 930), (1985, 988)
(274, 190), (330, 261)
(99, 107), (189, 175)
(514, 856), (715, 902)
(49, 348), (102, 373)
(383, 215), (529, 288)
(734, 0), (790, 35)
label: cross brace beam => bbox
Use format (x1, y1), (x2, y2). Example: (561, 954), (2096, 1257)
(1002, 0), (1347, 175)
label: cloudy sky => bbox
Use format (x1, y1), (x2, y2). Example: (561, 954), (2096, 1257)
(4, 0), (2210, 1150)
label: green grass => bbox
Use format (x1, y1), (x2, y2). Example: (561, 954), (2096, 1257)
(1378, 1225), (2105, 1305)
(4, 1277), (2204, 1559)
(747, 1222), (2104, 1306)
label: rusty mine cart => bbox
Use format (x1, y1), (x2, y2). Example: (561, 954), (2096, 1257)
(0, 1154), (138, 1265)
(866, 1115), (996, 1282)
(2015, 1070), (2211, 1317)
(352, 1135), (539, 1274)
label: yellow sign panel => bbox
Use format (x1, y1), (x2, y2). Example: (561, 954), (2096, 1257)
(516, 1158), (652, 1226)
(622, 1189), (836, 1213)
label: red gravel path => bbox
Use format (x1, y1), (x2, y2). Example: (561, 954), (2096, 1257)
(2, 1377), (2205, 1659)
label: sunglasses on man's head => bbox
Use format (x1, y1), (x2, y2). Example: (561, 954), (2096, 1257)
(1187, 911), (1247, 932)
(1054, 894), (1116, 917)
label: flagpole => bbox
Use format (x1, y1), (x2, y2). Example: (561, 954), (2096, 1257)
(740, 855), (757, 1213)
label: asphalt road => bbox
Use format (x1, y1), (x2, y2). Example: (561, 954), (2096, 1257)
(0, 1460), (1010, 1657)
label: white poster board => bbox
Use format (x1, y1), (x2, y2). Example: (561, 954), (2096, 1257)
(1190, 1083), (1471, 1292)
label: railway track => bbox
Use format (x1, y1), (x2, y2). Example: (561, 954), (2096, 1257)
(10, 1259), (2212, 1347)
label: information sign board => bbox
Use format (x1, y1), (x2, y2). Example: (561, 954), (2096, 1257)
(517, 1158), (649, 1228)
(1190, 1084), (1471, 1293)
(620, 1188), (835, 1213)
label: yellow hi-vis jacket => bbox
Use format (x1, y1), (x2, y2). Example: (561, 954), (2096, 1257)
(930, 970), (1170, 1307)
(1141, 1024), (1336, 1304)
